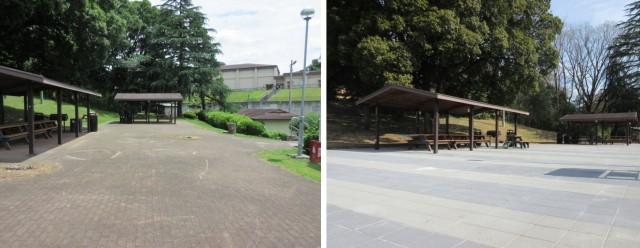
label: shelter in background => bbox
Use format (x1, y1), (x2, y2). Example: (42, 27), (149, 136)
(237, 109), (295, 134)
(0, 65), (102, 155)
(560, 112), (638, 145)
(114, 93), (183, 124)
(356, 85), (530, 153)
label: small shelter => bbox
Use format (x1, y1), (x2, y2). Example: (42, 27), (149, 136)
(0, 65), (102, 155)
(560, 112), (637, 145)
(356, 85), (530, 153)
(238, 109), (295, 133)
(114, 93), (183, 124)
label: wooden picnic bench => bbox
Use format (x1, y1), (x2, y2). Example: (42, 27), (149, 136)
(608, 136), (631, 144)
(506, 134), (529, 149)
(407, 134), (453, 151)
(0, 121), (58, 150)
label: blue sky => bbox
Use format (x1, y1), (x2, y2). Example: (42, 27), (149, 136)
(148, 0), (322, 74)
(550, 0), (635, 25)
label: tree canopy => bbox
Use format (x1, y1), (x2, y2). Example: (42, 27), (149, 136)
(328, 0), (562, 107)
(0, 0), (225, 111)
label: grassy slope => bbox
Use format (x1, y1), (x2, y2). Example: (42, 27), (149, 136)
(227, 90), (271, 102)
(257, 148), (321, 183)
(182, 118), (320, 183)
(328, 100), (555, 148)
(3, 95), (118, 125)
(269, 88), (321, 102)
(226, 88), (321, 103)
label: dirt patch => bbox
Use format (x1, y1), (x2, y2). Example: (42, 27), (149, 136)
(0, 162), (60, 180)
(174, 135), (201, 140)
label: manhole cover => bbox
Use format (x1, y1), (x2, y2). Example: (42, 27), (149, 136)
(175, 135), (200, 140)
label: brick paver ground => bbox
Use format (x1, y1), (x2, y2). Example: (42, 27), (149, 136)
(328, 144), (640, 248)
(0, 121), (320, 247)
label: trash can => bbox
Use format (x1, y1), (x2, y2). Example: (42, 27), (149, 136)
(309, 140), (321, 163)
(70, 118), (82, 132)
(87, 113), (98, 132)
(227, 122), (237, 134)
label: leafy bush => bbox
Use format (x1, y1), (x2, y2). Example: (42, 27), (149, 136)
(206, 111), (233, 129)
(296, 112), (320, 155)
(235, 117), (267, 136)
(268, 131), (289, 141)
(183, 111), (197, 119)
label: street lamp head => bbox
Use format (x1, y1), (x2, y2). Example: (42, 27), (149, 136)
(291, 60), (297, 65)
(300, 7), (315, 20)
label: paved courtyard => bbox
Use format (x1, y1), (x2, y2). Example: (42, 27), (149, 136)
(328, 144), (640, 247)
(0, 121), (320, 247)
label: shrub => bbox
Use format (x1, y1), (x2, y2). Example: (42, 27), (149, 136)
(183, 111), (197, 119)
(206, 111), (233, 129)
(268, 131), (288, 141)
(236, 118), (267, 136)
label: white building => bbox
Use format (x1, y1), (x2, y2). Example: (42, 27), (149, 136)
(275, 70), (321, 89)
(220, 64), (280, 90)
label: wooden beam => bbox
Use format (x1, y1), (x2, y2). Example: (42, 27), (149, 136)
(434, 99), (439, 154)
(415, 110), (420, 134)
(445, 113), (450, 134)
(495, 110), (499, 149)
(27, 87), (34, 155)
(75, 92), (79, 137)
(469, 106), (474, 151)
(0, 93), (4, 125)
(375, 105), (380, 150)
(56, 89), (62, 145)
(514, 114), (518, 135)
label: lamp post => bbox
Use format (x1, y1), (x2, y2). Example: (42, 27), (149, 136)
(297, 7), (314, 157)
(288, 60), (296, 113)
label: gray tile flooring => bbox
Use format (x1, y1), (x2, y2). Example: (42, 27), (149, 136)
(328, 144), (640, 247)
(328, 205), (489, 248)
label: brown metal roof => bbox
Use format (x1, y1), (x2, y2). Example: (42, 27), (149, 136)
(220, 63), (278, 71)
(559, 112), (638, 123)
(237, 109), (296, 120)
(355, 85), (529, 115)
(0, 65), (102, 96)
(114, 93), (183, 102)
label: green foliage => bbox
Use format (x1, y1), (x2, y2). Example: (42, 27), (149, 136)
(183, 111), (197, 119)
(268, 131), (289, 141)
(328, 0), (562, 107)
(257, 148), (321, 183)
(269, 88), (321, 102)
(198, 111), (268, 137)
(306, 57), (321, 71)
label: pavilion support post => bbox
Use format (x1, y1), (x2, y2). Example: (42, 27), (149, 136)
(146, 101), (150, 123)
(0, 92), (4, 125)
(75, 92), (79, 137)
(56, 89), (62, 145)
(433, 99), (440, 154)
(601, 122), (604, 144)
(469, 106), (475, 151)
(27, 87), (35, 155)
(514, 114), (518, 135)
(415, 110), (420, 134)
(627, 122), (631, 146)
(86, 94), (91, 131)
(375, 105), (380, 150)
(445, 114), (450, 134)
(23, 94), (27, 122)
(593, 121), (598, 145)
(495, 110), (499, 149)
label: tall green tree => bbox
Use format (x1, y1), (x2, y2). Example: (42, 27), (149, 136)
(152, 0), (223, 111)
(328, 0), (562, 107)
(607, 1), (640, 113)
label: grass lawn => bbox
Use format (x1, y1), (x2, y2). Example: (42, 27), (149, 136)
(227, 90), (271, 102)
(269, 88), (320, 102)
(3, 95), (118, 125)
(257, 148), (320, 183)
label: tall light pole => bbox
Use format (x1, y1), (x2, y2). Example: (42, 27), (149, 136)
(288, 60), (296, 113)
(297, 7), (314, 157)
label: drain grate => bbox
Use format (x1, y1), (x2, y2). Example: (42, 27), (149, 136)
(175, 135), (200, 140)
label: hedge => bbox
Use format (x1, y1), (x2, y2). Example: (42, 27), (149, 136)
(198, 110), (268, 137)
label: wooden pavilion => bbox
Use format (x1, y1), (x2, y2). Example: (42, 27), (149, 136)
(0, 65), (102, 155)
(356, 85), (530, 153)
(114, 93), (183, 124)
(560, 112), (638, 145)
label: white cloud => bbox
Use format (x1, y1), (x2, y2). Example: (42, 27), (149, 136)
(551, 0), (634, 25)
(148, 0), (322, 74)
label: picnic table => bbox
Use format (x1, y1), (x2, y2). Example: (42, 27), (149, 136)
(0, 120), (57, 150)
(407, 133), (491, 151)
(506, 134), (529, 148)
